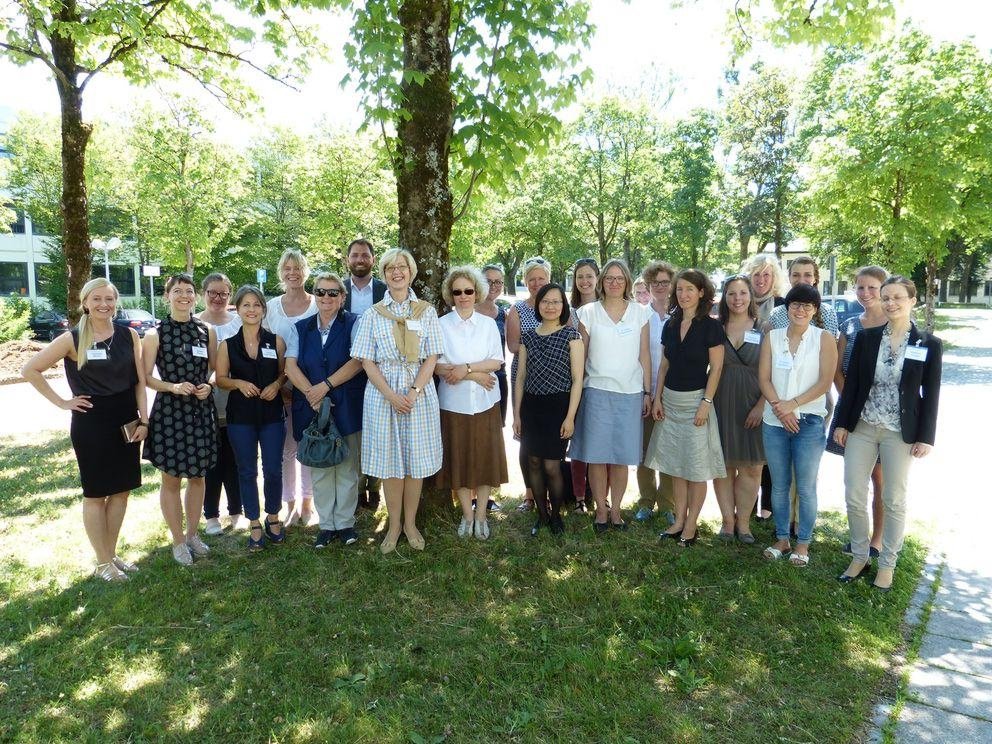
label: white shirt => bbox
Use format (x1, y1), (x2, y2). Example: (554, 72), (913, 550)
(577, 301), (651, 394)
(349, 277), (375, 316)
(762, 325), (829, 426)
(647, 308), (668, 396)
(437, 311), (503, 415)
(263, 294), (317, 344)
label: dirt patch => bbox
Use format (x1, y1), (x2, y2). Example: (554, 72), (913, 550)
(0, 340), (64, 386)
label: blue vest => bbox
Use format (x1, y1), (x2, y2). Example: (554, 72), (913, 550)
(290, 312), (366, 441)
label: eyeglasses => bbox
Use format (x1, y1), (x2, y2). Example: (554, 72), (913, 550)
(314, 287), (342, 298)
(881, 294), (911, 304)
(487, 280), (504, 287)
(451, 288), (475, 297)
(603, 276), (626, 284)
(386, 264), (409, 275)
(649, 280), (672, 288)
(788, 302), (816, 313)
(206, 290), (231, 300)
(539, 299), (564, 306)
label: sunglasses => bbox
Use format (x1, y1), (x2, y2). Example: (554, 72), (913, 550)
(451, 288), (475, 297)
(314, 287), (342, 298)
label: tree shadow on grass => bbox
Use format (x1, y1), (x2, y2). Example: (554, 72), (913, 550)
(0, 495), (927, 743)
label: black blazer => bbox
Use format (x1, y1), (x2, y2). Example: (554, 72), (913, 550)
(834, 323), (942, 445)
(343, 277), (386, 313)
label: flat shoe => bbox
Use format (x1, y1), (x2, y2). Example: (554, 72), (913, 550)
(112, 556), (139, 573)
(837, 562), (871, 583)
(763, 545), (791, 560)
(405, 529), (425, 551)
(593, 521), (609, 534)
(94, 562), (128, 582)
(380, 533), (399, 554)
(789, 552), (810, 567)
(736, 532), (756, 545)
(717, 530), (735, 542)
(609, 520), (628, 531)
(843, 542), (880, 558)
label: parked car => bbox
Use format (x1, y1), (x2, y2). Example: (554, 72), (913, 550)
(29, 310), (70, 341)
(113, 308), (159, 337)
(822, 295), (862, 328)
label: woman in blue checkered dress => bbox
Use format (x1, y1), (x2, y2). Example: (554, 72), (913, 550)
(352, 248), (443, 554)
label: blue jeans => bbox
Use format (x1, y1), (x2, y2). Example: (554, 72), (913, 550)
(227, 421), (286, 521)
(762, 415), (825, 544)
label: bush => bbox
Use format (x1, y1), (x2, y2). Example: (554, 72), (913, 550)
(0, 296), (32, 343)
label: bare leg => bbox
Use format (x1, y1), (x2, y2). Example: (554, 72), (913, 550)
(82, 498), (113, 564)
(869, 462), (884, 550)
(681, 480), (707, 540)
(588, 463), (609, 523)
(402, 477), (425, 548)
(382, 478), (404, 542)
(734, 465), (763, 535)
(104, 492), (129, 557)
(607, 464), (628, 523)
(713, 473), (736, 533)
(183, 477), (206, 540)
(456, 487), (475, 522)
(159, 473), (186, 545)
(666, 477), (689, 534)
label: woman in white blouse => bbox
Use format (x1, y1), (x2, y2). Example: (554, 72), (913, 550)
(758, 284), (837, 567)
(570, 258), (652, 532)
(434, 266), (509, 540)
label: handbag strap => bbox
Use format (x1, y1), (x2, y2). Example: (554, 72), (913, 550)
(316, 397), (334, 432)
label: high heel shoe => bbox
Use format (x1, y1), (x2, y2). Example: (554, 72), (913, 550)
(659, 529), (683, 541)
(837, 562), (871, 583)
(677, 534), (698, 548)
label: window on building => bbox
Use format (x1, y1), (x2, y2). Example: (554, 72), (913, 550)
(90, 264), (136, 296)
(0, 262), (29, 296)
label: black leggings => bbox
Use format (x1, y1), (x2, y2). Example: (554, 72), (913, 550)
(527, 456), (564, 523)
(204, 426), (242, 519)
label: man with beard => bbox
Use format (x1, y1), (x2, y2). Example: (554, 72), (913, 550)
(343, 238), (387, 510)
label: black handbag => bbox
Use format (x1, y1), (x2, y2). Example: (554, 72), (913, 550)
(297, 398), (349, 468)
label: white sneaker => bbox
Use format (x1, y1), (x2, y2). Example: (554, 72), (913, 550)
(474, 518), (490, 540)
(227, 514), (247, 531)
(186, 535), (211, 557)
(457, 517), (473, 538)
(204, 517), (223, 536)
(172, 543), (193, 566)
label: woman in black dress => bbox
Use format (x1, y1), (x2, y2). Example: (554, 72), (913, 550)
(143, 273), (218, 566)
(22, 278), (148, 582)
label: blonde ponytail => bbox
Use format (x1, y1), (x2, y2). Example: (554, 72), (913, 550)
(76, 278), (118, 369)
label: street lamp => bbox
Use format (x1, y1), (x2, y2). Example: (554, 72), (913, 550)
(92, 237), (121, 279)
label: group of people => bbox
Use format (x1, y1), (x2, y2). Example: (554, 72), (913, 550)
(23, 243), (942, 594)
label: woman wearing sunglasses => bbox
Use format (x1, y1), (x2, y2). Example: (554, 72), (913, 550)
(435, 266), (508, 539)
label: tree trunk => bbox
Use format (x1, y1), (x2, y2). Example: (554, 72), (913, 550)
(958, 252), (976, 303)
(185, 239), (194, 274)
(597, 212), (607, 265)
(51, 2), (92, 323)
(396, 0), (453, 312)
(738, 234), (749, 263)
(924, 251), (938, 332)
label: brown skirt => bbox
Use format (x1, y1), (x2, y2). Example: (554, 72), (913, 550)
(435, 403), (509, 490)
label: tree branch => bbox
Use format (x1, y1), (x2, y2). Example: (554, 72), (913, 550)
(160, 33), (298, 89)
(81, 0), (175, 90)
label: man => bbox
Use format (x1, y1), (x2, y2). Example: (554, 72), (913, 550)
(343, 238), (386, 316)
(343, 238), (386, 510)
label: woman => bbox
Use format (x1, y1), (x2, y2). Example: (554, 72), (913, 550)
(215, 286), (287, 552)
(635, 260), (676, 524)
(644, 269), (726, 547)
(712, 276), (765, 544)
(435, 266), (508, 539)
(758, 284), (837, 567)
(506, 256), (552, 512)
(143, 273), (218, 566)
(568, 257), (600, 512)
(827, 266), (889, 557)
(196, 272), (243, 535)
(633, 278), (651, 305)
(834, 276), (941, 591)
(571, 259), (652, 532)
(22, 278), (148, 582)
(353, 248), (443, 553)
(284, 272), (366, 549)
(264, 248), (318, 527)
(513, 283), (584, 535)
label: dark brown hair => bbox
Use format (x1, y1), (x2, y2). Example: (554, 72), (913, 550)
(669, 268), (715, 322)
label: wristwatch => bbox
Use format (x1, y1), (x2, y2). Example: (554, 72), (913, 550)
(701, 397), (713, 404)
(411, 385), (422, 394)
(466, 364), (473, 374)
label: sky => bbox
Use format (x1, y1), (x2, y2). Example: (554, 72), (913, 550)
(1, 0), (990, 144)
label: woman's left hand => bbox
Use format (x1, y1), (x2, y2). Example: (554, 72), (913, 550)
(259, 381), (282, 401)
(193, 383), (212, 400)
(641, 393), (651, 417)
(304, 384), (327, 409)
(442, 364), (469, 385)
(911, 442), (932, 458)
(745, 403), (763, 429)
(131, 424), (149, 443)
(693, 402), (710, 427)
(771, 399), (796, 418)
(560, 416), (575, 439)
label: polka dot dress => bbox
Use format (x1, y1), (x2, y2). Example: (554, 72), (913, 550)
(144, 316), (218, 478)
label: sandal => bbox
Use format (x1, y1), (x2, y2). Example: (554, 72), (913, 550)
(248, 524), (265, 552)
(264, 519), (285, 544)
(94, 562), (128, 582)
(763, 545), (791, 560)
(789, 552), (810, 567)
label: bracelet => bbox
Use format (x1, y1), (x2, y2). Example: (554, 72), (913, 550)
(325, 378), (335, 391)
(137, 422), (149, 427)
(701, 397), (712, 404)
(643, 390), (651, 395)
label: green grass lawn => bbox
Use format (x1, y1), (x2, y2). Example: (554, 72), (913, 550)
(1, 430), (925, 743)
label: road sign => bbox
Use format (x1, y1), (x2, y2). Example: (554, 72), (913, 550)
(256, 268), (267, 284)
(142, 265), (161, 277)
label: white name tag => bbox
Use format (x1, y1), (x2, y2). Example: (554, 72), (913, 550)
(86, 348), (108, 361)
(774, 354), (794, 370)
(905, 345), (928, 362)
(617, 325), (635, 337)
(191, 345), (208, 358)
(406, 319), (423, 332)
(744, 330), (762, 345)
(261, 347), (278, 359)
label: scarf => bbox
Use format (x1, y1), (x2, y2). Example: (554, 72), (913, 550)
(373, 298), (431, 362)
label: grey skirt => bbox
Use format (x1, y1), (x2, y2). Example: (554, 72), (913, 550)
(569, 387), (642, 466)
(644, 387), (727, 481)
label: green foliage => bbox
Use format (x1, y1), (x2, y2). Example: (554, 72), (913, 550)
(0, 296), (31, 343)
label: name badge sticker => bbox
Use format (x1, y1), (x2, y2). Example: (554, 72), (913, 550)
(617, 325), (635, 337)
(774, 353), (794, 370)
(191, 345), (208, 358)
(261, 347), (278, 359)
(905, 345), (928, 362)
(86, 348), (108, 361)
(406, 319), (423, 332)
(744, 330), (762, 345)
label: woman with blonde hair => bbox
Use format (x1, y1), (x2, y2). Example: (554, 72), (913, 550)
(264, 249), (318, 527)
(22, 278), (148, 581)
(741, 253), (786, 325)
(435, 265), (508, 539)
(353, 248), (444, 553)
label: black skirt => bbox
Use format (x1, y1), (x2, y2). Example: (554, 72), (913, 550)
(520, 391), (571, 460)
(70, 389), (142, 498)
